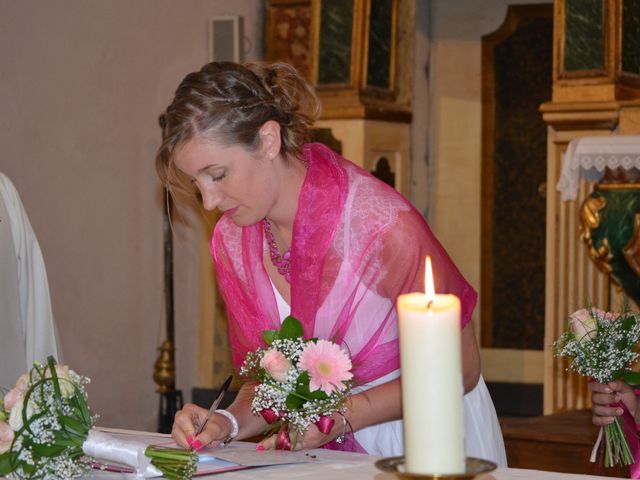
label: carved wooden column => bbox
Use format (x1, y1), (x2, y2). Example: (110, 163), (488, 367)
(542, 0), (640, 414)
(266, 0), (413, 196)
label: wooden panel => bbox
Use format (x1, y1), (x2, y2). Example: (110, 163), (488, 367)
(563, 0), (605, 72)
(543, 126), (614, 414)
(265, 0), (313, 79)
(480, 4), (552, 350)
(480, 349), (544, 384)
(501, 410), (628, 477)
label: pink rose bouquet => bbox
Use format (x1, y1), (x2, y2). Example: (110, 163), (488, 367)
(240, 316), (354, 449)
(554, 305), (640, 469)
(0, 357), (197, 479)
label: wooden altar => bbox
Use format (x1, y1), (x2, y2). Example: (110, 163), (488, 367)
(542, 0), (640, 413)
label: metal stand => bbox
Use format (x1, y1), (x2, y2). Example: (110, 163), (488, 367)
(153, 192), (183, 433)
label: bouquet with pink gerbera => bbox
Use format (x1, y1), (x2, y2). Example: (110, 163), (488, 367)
(240, 316), (353, 449)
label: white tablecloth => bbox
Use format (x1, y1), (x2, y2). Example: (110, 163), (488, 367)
(85, 446), (626, 480)
(556, 134), (640, 201)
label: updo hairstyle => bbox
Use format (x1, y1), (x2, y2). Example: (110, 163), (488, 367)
(156, 61), (321, 198)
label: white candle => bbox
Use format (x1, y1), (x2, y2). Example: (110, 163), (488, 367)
(398, 257), (465, 474)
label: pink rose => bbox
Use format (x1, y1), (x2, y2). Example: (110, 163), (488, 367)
(0, 421), (14, 454)
(594, 308), (620, 322)
(569, 308), (597, 342)
(3, 373), (28, 411)
(8, 398), (25, 431)
(260, 349), (291, 382)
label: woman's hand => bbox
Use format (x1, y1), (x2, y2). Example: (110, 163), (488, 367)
(171, 403), (233, 450)
(256, 413), (344, 451)
(589, 380), (638, 426)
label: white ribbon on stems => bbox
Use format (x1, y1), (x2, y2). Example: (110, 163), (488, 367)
(82, 429), (163, 478)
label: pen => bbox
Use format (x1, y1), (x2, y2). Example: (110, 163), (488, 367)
(194, 375), (233, 437)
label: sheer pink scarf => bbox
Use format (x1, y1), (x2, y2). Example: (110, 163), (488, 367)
(211, 143), (476, 386)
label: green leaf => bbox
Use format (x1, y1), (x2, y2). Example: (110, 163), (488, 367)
(309, 389), (329, 400)
(285, 393), (305, 409)
(262, 329), (277, 346)
(0, 452), (16, 475)
(61, 415), (90, 436)
(621, 370), (640, 387)
(294, 371), (328, 400)
(296, 370), (310, 387)
(30, 442), (67, 456)
(622, 314), (635, 330)
(279, 316), (304, 340)
(46, 356), (64, 402)
(51, 433), (82, 447)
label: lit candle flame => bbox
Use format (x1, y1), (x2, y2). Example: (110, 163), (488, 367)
(425, 257), (435, 302)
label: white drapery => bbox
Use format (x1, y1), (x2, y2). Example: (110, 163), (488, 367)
(0, 173), (60, 388)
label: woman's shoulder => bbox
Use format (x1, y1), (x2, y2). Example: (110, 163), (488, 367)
(344, 166), (425, 231)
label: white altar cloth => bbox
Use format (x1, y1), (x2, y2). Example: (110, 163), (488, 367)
(556, 134), (640, 201)
(83, 436), (625, 480)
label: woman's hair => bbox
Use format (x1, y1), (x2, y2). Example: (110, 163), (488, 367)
(156, 61), (321, 198)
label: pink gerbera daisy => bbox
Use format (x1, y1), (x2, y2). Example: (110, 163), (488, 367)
(299, 340), (353, 395)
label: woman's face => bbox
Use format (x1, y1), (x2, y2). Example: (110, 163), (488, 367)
(174, 136), (280, 226)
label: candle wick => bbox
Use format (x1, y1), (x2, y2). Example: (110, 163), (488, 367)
(426, 300), (434, 310)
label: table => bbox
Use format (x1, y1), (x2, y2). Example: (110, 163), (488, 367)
(86, 445), (627, 480)
(500, 410), (628, 477)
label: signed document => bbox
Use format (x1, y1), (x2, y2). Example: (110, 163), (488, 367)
(92, 427), (316, 476)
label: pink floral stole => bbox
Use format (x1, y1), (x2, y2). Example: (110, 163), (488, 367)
(212, 143), (477, 386)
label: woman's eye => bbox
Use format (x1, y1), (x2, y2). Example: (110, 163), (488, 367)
(210, 172), (226, 182)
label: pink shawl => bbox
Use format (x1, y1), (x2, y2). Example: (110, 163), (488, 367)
(211, 143), (476, 386)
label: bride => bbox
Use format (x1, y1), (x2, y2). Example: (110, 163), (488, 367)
(156, 60), (507, 466)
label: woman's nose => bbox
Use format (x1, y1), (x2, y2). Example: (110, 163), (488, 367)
(201, 188), (222, 211)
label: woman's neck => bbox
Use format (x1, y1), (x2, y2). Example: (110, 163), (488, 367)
(265, 156), (307, 247)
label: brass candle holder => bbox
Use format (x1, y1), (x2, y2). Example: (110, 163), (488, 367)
(375, 456), (497, 480)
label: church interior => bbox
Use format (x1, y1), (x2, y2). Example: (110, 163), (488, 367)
(1, 0), (639, 476)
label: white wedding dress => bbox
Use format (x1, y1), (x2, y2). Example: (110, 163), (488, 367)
(271, 282), (507, 466)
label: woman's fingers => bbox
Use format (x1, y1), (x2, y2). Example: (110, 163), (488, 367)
(609, 380), (634, 394)
(257, 433), (278, 451)
(588, 380), (612, 394)
(592, 390), (617, 406)
(592, 403), (623, 416)
(193, 420), (228, 451)
(171, 404), (207, 449)
(589, 380), (636, 426)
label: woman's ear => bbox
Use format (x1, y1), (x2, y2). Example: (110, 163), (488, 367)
(258, 120), (282, 159)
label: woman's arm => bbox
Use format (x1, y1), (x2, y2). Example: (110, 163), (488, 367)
(461, 323), (481, 393)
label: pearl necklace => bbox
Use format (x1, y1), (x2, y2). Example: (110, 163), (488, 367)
(262, 219), (291, 283)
